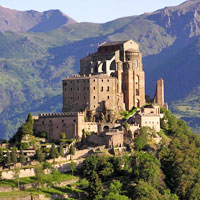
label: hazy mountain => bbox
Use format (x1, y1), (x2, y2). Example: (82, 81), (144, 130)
(0, 6), (76, 32)
(0, 0), (200, 139)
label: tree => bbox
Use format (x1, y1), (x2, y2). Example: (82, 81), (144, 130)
(70, 161), (76, 175)
(105, 193), (130, 200)
(50, 144), (59, 163)
(109, 180), (122, 194)
(19, 148), (26, 167)
(35, 149), (45, 162)
(0, 148), (3, 165)
(5, 150), (11, 169)
(87, 172), (103, 199)
(70, 145), (75, 155)
(131, 151), (161, 186)
(11, 147), (17, 167)
(132, 180), (162, 200)
(14, 168), (20, 189)
(52, 169), (62, 186)
(35, 165), (45, 188)
(58, 144), (64, 157)
(60, 132), (66, 140)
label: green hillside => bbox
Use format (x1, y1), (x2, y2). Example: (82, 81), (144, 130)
(1, 0), (200, 139)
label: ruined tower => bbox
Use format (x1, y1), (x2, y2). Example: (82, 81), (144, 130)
(154, 78), (168, 108)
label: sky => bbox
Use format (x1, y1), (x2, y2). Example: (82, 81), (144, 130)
(0, 0), (187, 23)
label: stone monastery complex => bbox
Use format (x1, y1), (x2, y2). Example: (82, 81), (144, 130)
(34, 40), (168, 147)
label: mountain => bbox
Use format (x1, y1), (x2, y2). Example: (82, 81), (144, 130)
(0, 0), (200, 139)
(0, 6), (76, 32)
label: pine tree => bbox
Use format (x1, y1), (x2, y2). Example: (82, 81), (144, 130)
(70, 161), (76, 175)
(70, 145), (75, 155)
(19, 148), (26, 167)
(50, 144), (59, 163)
(6, 150), (11, 169)
(58, 144), (64, 157)
(35, 149), (45, 162)
(88, 172), (103, 199)
(11, 147), (17, 167)
(0, 148), (3, 165)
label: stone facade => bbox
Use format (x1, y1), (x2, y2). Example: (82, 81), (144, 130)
(33, 39), (166, 142)
(34, 112), (85, 141)
(62, 74), (121, 112)
(135, 105), (161, 132)
(64, 40), (146, 112)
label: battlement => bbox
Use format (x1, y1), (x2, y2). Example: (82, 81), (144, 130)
(39, 112), (84, 118)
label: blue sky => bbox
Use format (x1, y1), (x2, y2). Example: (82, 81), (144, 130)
(0, 0), (186, 23)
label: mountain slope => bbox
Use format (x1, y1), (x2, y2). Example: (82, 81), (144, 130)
(0, 6), (76, 32)
(1, 0), (200, 139)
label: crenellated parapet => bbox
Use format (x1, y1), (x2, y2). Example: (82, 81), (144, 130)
(39, 112), (84, 118)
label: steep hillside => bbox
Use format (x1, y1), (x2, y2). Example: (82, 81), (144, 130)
(1, 0), (200, 139)
(0, 6), (76, 32)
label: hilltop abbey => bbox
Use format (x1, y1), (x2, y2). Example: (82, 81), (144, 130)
(34, 40), (167, 145)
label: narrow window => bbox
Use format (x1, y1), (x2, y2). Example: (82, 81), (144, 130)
(107, 86), (109, 91)
(101, 86), (103, 91)
(107, 79), (109, 82)
(102, 79), (103, 82)
(107, 96), (110, 99)
(94, 96), (95, 99)
(93, 87), (95, 90)
(93, 80), (95, 82)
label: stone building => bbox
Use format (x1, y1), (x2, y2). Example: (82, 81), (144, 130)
(33, 40), (167, 142)
(64, 40), (146, 112)
(135, 105), (161, 132)
(34, 112), (98, 141)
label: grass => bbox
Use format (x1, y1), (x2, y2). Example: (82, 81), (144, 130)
(124, 107), (138, 120)
(0, 191), (32, 198)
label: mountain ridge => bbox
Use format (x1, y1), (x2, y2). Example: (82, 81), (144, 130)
(0, 0), (200, 139)
(0, 5), (77, 32)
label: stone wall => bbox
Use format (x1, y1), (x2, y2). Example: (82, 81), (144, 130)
(33, 112), (85, 141)
(1, 148), (92, 179)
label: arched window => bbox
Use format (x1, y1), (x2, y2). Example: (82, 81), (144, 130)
(102, 62), (106, 73)
(110, 60), (116, 70)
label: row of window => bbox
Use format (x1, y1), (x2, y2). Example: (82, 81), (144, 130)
(41, 119), (76, 125)
(144, 121), (159, 125)
(65, 79), (110, 85)
(64, 86), (110, 92)
(94, 96), (110, 99)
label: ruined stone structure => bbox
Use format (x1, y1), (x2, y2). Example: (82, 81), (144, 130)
(34, 40), (166, 142)
(153, 78), (168, 109)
